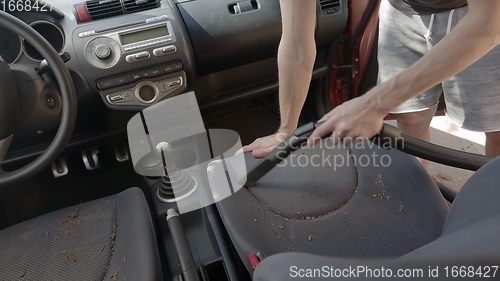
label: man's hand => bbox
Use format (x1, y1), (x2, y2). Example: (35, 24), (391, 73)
(308, 95), (386, 146)
(239, 132), (289, 158)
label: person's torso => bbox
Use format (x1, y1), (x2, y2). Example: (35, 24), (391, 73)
(389, 0), (468, 14)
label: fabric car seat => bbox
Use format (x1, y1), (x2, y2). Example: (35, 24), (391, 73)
(252, 156), (500, 280)
(216, 141), (450, 274)
(0, 187), (162, 281)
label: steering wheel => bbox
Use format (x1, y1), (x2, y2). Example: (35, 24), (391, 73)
(0, 11), (77, 186)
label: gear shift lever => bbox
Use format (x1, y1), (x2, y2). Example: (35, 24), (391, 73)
(156, 142), (198, 203)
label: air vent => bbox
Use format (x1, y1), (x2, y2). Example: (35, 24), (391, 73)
(83, 0), (160, 22)
(86, 0), (124, 20)
(123, 0), (160, 13)
(319, 0), (340, 15)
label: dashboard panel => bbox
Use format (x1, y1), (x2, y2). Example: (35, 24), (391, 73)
(2, 0), (348, 152)
(3, 0), (348, 108)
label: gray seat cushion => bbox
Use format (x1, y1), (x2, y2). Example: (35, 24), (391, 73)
(253, 157), (500, 280)
(0, 187), (162, 281)
(217, 142), (449, 273)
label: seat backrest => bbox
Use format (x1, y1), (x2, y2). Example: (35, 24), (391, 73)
(396, 156), (500, 261)
(441, 156), (500, 236)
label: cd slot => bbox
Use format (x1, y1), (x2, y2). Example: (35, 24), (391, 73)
(78, 15), (170, 38)
(96, 15), (169, 34)
(95, 20), (148, 34)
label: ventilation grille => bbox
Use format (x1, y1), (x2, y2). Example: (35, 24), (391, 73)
(85, 0), (160, 21)
(86, 0), (124, 20)
(124, 0), (160, 13)
(319, 0), (341, 15)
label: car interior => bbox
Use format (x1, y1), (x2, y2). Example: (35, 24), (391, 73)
(0, 0), (499, 280)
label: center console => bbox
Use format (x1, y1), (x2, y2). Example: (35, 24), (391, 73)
(71, 5), (193, 111)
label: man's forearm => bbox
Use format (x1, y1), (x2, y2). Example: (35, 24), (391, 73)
(277, 0), (316, 135)
(367, 0), (500, 115)
(277, 44), (316, 135)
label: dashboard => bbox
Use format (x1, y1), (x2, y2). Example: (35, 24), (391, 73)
(1, 0), (347, 155)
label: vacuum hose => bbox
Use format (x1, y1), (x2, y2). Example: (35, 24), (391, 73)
(246, 122), (493, 187)
(375, 124), (493, 171)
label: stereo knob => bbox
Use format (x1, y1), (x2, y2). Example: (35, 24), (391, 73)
(84, 37), (121, 69)
(94, 44), (111, 59)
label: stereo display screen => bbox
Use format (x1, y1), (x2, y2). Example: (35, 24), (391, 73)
(120, 25), (169, 45)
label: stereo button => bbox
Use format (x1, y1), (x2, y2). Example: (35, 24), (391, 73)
(153, 45), (177, 57)
(126, 55), (136, 63)
(146, 68), (162, 77)
(162, 46), (177, 54)
(98, 79), (115, 90)
(162, 64), (176, 73)
(169, 79), (181, 87)
(109, 94), (124, 102)
(131, 72), (146, 82)
(135, 52), (151, 60)
(114, 76), (130, 86)
(173, 62), (183, 70)
(78, 30), (95, 38)
(107, 91), (133, 104)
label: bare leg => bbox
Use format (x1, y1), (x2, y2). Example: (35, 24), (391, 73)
(395, 104), (438, 168)
(485, 131), (500, 157)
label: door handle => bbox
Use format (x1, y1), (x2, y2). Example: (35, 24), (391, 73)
(230, 0), (259, 14)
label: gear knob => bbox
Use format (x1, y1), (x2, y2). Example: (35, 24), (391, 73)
(155, 142), (198, 203)
(156, 142), (175, 169)
(156, 142), (173, 154)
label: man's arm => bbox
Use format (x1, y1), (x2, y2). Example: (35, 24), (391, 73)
(309, 0), (500, 145)
(276, 0), (317, 136)
(241, 0), (316, 158)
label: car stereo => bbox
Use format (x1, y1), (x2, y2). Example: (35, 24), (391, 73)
(79, 15), (176, 69)
(73, 14), (188, 110)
